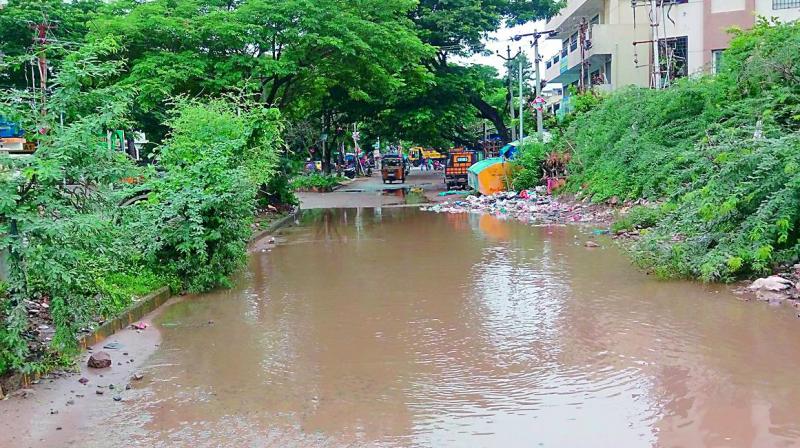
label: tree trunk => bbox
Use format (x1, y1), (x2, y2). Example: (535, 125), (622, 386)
(469, 96), (510, 143)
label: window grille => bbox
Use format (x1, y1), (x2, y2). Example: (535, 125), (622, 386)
(773, 0), (800, 9)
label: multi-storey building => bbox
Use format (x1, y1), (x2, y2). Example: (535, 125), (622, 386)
(544, 0), (800, 94)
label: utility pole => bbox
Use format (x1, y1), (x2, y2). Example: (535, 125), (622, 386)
(514, 29), (557, 139)
(578, 18), (589, 93)
(497, 45), (521, 142)
(532, 34), (544, 139)
(518, 54), (524, 143)
(649, 0), (662, 89)
(29, 20), (56, 120)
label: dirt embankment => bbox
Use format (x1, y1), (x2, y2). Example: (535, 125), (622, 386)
(0, 297), (176, 448)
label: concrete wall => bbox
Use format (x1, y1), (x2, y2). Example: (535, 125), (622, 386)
(755, 0), (800, 21)
(704, 0), (756, 67)
(660, 1), (706, 75)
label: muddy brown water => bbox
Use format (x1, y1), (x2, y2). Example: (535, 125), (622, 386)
(10, 208), (800, 447)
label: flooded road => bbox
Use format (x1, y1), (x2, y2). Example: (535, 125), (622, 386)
(37, 209), (800, 447)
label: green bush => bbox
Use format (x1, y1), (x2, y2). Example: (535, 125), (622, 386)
(262, 171), (299, 207)
(290, 173), (345, 191)
(611, 205), (671, 233)
(140, 99), (282, 292)
(512, 140), (548, 190)
(562, 20), (800, 281)
(0, 43), (283, 373)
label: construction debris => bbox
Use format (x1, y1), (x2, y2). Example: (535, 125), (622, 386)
(421, 190), (614, 225)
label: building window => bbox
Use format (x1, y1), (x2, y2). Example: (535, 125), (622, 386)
(546, 59), (552, 69)
(773, 0), (800, 9)
(711, 49), (724, 74)
(562, 39), (568, 57)
(570, 32), (578, 52)
(659, 36), (688, 81)
(589, 15), (600, 40)
(554, 54), (560, 63)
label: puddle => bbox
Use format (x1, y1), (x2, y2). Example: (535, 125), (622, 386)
(55, 208), (800, 447)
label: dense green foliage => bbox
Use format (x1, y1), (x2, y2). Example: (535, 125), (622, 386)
(512, 140), (549, 190)
(558, 20), (800, 281)
(290, 173), (345, 191)
(0, 0), (561, 376)
(0, 42), (282, 374)
(141, 99), (282, 292)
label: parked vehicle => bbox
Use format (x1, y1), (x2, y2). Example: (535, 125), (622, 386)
(444, 149), (483, 189)
(382, 154), (405, 184)
(408, 146), (446, 166)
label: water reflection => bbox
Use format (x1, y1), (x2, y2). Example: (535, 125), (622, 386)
(79, 208), (800, 448)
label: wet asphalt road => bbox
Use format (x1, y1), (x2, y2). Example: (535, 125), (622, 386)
(297, 167), (449, 209)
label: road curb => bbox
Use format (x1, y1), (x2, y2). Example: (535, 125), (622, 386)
(249, 206), (300, 246)
(4, 209), (302, 394)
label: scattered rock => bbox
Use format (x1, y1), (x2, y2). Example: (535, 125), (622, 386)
(50, 409), (58, 415)
(112, 395), (122, 402)
(108, 384), (115, 390)
(585, 241), (600, 248)
(78, 377), (89, 385)
(756, 290), (788, 304)
(12, 389), (35, 399)
(88, 351), (112, 369)
(96, 390), (104, 395)
(207, 320), (215, 325)
(66, 399), (74, 406)
(125, 383), (131, 391)
(132, 373), (144, 381)
(0, 385), (4, 400)
(749, 276), (793, 292)
(56, 427), (62, 431)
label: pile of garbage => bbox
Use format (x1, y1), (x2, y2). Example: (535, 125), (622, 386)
(421, 189), (614, 225)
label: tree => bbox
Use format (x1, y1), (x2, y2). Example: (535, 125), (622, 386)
(89, 0), (430, 145)
(0, 0), (103, 90)
(404, 0), (561, 144)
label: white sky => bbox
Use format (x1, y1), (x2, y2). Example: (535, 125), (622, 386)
(457, 20), (562, 87)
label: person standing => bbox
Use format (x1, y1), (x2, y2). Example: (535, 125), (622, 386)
(420, 155), (426, 171)
(373, 148), (381, 170)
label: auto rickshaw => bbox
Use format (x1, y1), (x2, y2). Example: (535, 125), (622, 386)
(382, 154), (405, 184)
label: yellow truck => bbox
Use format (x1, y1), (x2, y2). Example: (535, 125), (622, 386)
(408, 147), (445, 166)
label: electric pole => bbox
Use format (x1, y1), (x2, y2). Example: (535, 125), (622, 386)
(518, 54), (524, 143)
(514, 29), (557, 139)
(533, 34), (543, 139)
(578, 18), (589, 93)
(649, 0), (662, 89)
(497, 45), (521, 142)
(30, 21), (56, 120)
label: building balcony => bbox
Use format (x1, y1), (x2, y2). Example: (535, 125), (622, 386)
(545, 24), (649, 86)
(545, 0), (604, 39)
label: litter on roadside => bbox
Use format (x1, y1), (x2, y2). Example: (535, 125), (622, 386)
(421, 190), (613, 225)
(130, 322), (148, 330)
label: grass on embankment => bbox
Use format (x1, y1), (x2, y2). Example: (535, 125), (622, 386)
(517, 20), (800, 282)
